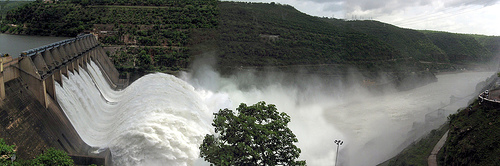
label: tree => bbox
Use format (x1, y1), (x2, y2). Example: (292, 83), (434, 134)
(200, 101), (306, 166)
(0, 138), (15, 164)
(32, 148), (74, 166)
(0, 138), (74, 166)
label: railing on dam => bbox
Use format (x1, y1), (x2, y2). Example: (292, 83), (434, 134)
(20, 34), (99, 79)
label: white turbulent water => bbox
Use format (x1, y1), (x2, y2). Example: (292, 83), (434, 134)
(182, 67), (494, 166)
(56, 61), (215, 165)
(56, 61), (493, 166)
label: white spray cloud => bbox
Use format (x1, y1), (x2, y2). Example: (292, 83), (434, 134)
(55, 59), (493, 166)
(182, 62), (493, 165)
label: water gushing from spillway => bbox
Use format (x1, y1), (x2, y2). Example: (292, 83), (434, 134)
(55, 61), (220, 165)
(56, 61), (493, 165)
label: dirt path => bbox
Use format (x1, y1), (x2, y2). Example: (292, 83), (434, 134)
(428, 130), (449, 166)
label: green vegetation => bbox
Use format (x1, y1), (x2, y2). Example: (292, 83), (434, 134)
(0, 1), (32, 19)
(215, 2), (400, 68)
(438, 100), (500, 165)
(378, 124), (449, 166)
(4, 0), (217, 36)
(331, 20), (447, 62)
(0, 138), (74, 166)
(3, 0), (218, 73)
(0, 138), (16, 163)
(422, 31), (493, 63)
(472, 35), (500, 56)
(200, 101), (306, 165)
(31, 148), (74, 166)
(3, 1), (499, 82)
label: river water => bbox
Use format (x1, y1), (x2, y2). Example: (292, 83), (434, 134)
(0, 33), (69, 57)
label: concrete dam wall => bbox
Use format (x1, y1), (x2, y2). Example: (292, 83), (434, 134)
(0, 34), (127, 165)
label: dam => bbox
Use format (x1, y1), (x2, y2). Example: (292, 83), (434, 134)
(0, 34), (126, 165)
(1, 34), (496, 166)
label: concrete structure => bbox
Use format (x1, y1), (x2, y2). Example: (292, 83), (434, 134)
(478, 89), (500, 107)
(0, 34), (124, 106)
(0, 34), (126, 165)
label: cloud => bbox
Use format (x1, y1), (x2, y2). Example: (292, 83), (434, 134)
(444, 0), (499, 7)
(320, 0), (500, 17)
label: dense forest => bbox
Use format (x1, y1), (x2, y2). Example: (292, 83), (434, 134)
(2, 1), (500, 84)
(215, 3), (401, 68)
(329, 20), (447, 62)
(422, 31), (493, 63)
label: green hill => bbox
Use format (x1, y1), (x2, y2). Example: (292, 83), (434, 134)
(473, 35), (500, 56)
(330, 20), (447, 62)
(422, 31), (494, 63)
(2, 0), (218, 73)
(2, 1), (499, 86)
(215, 2), (402, 70)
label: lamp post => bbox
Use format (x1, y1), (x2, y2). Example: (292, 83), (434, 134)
(334, 140), (343, 166)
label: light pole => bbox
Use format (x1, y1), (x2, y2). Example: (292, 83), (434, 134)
(334, 139), (343, 166)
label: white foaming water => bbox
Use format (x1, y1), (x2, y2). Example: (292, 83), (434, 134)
(56, 61), (216, 165)
(182, 66), (494, 166)
(56, 61), (493, 166)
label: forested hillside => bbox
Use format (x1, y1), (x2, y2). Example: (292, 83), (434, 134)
(2, 0), (218, 73)
(422, 31), (494, 63)
(213, 2), (433, 86)
(332, 20), (447, 62)
(216, 3), (400, 67)
(473, 35), (500, 57)
(324, 19), (498, 65)
(0, 1), (31, 19)
(2, 1), (499, 85)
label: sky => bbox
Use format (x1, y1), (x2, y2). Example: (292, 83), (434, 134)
(224, 0), (500, 36)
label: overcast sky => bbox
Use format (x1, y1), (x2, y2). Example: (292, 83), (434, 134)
(224, 0), (500, 36)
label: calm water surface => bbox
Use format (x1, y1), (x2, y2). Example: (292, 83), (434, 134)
(0, 33), (70, 58)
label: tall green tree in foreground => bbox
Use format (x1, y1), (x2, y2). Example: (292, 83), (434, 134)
(200, 101), (306, 165)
